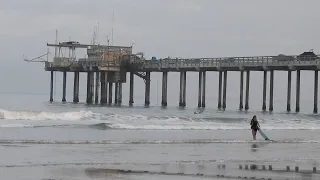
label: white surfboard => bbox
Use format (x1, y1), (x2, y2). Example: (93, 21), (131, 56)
(258, 128), (271, 141)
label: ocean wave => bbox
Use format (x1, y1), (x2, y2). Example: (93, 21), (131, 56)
(0, 109), (97, 121)
(0, 109), (319, 130)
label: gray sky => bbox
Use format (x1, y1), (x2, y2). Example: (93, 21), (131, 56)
(0, 0), (319, 110)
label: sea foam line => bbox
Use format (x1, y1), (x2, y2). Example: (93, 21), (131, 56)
(0, 139), (318, 145)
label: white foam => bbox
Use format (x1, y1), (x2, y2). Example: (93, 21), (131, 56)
(104, 114), (320, 130)
(0, 108), (319, 130)
(0, 124), (34, 128)
(0, 109), (95, 121)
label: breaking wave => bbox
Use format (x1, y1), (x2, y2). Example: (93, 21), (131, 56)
(0, 109), (319, 130)
(0, 109), (96, 121)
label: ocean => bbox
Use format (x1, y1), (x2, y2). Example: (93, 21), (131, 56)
(0, 70), (320, 180)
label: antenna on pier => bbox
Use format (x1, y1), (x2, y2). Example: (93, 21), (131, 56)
(112, 9), (115, 46)
(92, 26), (97, 45)
(97, 21), (100, 45)
(55, 29), (58, 57)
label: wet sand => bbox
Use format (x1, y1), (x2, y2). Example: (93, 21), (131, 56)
(1, 129), (320, 179)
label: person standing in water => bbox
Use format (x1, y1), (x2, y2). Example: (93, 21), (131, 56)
(250, 115), (260, 140)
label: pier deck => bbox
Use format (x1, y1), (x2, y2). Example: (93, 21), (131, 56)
(45, 56), (320, 72)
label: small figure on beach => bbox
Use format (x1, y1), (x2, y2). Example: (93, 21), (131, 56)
(250, 115), (260, 140)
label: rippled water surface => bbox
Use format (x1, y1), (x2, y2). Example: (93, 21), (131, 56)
(0, 93), (320, 179)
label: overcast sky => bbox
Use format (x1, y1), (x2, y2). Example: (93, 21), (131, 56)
(0, 0), (319, 109)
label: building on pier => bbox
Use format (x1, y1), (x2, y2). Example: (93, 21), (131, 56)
(24, 35), (320, 113)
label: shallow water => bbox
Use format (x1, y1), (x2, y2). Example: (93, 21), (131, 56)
(0, 93), (320, 179)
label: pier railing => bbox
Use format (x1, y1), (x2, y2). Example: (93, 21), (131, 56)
(131, 55), (320, 69)
(45, 55), (320, 70)
(45, 59), (122, 69)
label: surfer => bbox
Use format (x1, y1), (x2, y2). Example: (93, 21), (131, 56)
(250, 115), (259, 140)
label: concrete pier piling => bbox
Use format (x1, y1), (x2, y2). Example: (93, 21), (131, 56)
(50, 71), (54, 102)
(161, 72), (168, 107)
(118, 83), (122, 105)
(114, 83), (118, 105)
(145, 72), (151, 106)
(62, 71), (67, 102)
(262, 71), (267, 111)
(73, 72), (79, 103)
(108, 82), (113, 105)
(201, 71), (206, 108)
(239, 71), (244, 110)
(129, 72), (134, 105)
(314, 70), (318, 113)
(95, 72), (100, 104)
(198, 71), (203, 107)
(269, 70), (274, 112)
(218, 71), (222, 109)
(183, 71), (186, 107)
(100, 72), (107, 104)
(296, 70), (301, 112)
(86, 72), (94, 104)
(245, 70), (250, 110)
(179, 71), (187, 107)
(287, 71), (292, 112)
(222, 71), (227, 109)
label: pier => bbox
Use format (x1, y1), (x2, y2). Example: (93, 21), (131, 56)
(25, 39), (320, 113)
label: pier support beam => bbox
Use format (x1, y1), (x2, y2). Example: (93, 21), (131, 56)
(183, 71), (186, 107)
(86, 72), (94, 104)
(202, 71), (206, 107)
(314, 70), (318, 113)
(117, 83), (122, 105)
(95, 72), (100, 104)
(50, 71), (54, 102)
(269, 70), (274, 112)
(145, 72), (151, 106)
(239, 71), (244, 110)
(245, 70), (250, 110)
(262, 71), (267, 111)
(222, 71), (227, 109)
(100, 72), (107, 104)
(179, 71), (186, 107)
(198, 71), (203, 107)
(108, 83), (113, 105)
(296, 70), (300, 112)
(114, 83), (118, 105)
(62, 71), (67, 102)
(161, 72), (168, 107)
(287, 71), (292, 112)
(129, 72), (134, 105)
(73, 72), (79, 103)
(218, 71), (222, 109)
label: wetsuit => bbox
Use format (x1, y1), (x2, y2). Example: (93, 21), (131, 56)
(250, 119), (259, 131)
